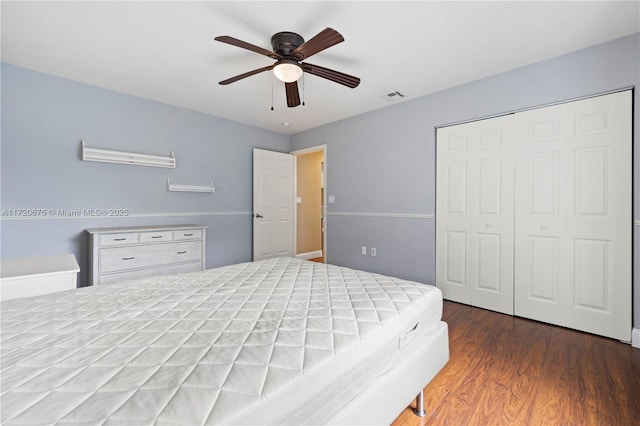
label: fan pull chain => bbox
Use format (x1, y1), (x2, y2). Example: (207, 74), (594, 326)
(302, 73), (305, 106)
(270, 76), (274, 111)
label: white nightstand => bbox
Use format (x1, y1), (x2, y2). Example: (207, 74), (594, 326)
(0, 254), (80, 301)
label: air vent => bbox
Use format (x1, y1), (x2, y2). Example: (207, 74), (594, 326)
(383, 91), (405, 102)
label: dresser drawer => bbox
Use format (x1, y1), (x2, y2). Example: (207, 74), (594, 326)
(99, 232), (139, 246)
(99, 241), (202, 273)
(98, 261), (202, 285)
(173, 229), (203, 240)
(140, 231), (172, 243)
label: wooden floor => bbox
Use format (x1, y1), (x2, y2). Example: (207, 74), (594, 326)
(393, 301), (640, 426)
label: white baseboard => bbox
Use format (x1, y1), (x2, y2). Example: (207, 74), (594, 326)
(296, 250), (323, 260)
(632, 328), (640, 349)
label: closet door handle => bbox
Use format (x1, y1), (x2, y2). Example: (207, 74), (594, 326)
(540, 224), (548, 230)
(485, 223), (492, 228)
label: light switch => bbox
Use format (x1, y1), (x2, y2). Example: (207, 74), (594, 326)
(328, 195), (335, 204)
(296, 197), (302, 204)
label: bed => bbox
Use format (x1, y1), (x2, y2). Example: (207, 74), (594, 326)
(1, 257), (449, 425)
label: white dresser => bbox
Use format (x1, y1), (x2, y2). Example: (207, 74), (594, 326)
(86, 224), (207, 286)
(1, 254), (80, 301)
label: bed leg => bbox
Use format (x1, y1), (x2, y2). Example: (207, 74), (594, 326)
(412, 389), (427, 417)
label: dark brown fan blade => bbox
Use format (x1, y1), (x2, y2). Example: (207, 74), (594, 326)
(219, 65), (273, 85)
(215, 35), (281, 60)
(291, 28), (344, 61)
(301, 62), (360, 88)
(285, 82), (301, 107)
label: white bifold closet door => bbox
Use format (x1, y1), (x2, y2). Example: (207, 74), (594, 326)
(436, 90), (632, 341)
(514, 91), (631, 341)
(436, 115), (515, 315)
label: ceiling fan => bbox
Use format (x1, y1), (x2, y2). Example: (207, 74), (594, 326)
(215, 28), (360, 108)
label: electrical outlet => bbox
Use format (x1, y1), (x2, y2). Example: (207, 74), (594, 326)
(371, 247), (377, 257)
(361, 246), (367, 255)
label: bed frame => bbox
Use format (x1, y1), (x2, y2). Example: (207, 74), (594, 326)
(327, 321), (449, 424)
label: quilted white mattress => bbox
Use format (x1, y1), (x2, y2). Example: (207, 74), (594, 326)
(1, 257), (444, 425)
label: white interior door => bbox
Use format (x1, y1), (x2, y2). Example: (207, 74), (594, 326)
(253, 148), (294, 261)
(436, 115), (515, 315)
(515, 91), (632, 341)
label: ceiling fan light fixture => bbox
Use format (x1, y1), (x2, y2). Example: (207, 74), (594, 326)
(215, 28), (359, 108)
(273, 61), (303, 83)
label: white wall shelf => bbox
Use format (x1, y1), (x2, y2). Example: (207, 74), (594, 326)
(82, 140), (176, 168)
(167, 179), (215, 193)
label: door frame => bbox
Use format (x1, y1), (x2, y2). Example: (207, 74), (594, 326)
(291, 144), (328, 263)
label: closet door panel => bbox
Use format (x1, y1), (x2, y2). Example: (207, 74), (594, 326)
(528, 236), (559, 301)
(523, 234), (564, 325)
(564, 91), (631, 341)
(472, 116), (514, 315)
(530, 153), (559, 215)
(515, 103), (568, 325)
(515, 91), (631, 341)
(437, 115), (514, 315)
(437, 130), (473, 305)
(572, 238), (609, 310)
(476, 232), (501, 292)
(445, 161), (468, 215)
(573, 147), (608, 216)
(478, 158), (502, 214)
(441, 230), (471, 303)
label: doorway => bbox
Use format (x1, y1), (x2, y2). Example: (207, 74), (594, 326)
(292, 145), (327, 263)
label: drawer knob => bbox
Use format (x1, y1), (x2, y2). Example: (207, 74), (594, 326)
(177, 251), (187, 255)
(184, 233), (194, 237)
(151, 236), (163, 239)
(122, 257), (135, 260)
(114, 238), (126, 241)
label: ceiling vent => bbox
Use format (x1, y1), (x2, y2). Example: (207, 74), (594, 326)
(383, 91), (405, 102)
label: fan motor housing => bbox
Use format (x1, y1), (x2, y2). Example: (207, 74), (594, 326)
(271, 32), (304, 56)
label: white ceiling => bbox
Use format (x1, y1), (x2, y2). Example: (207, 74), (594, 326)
(2, 1), (639, 135)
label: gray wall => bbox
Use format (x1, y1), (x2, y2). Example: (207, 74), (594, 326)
(1, 63), (289, 285)
(290, 33), (640, 329)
